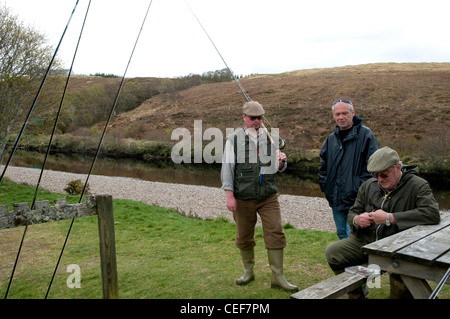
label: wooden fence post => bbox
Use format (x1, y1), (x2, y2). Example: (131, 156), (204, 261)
(96, 195), (119, 299)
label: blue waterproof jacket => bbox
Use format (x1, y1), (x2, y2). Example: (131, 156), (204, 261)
(319, 116), (378, 212)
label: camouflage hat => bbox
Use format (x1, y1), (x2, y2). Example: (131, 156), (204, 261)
(367, 146), (400, 173)
(243, 101), (265, 116)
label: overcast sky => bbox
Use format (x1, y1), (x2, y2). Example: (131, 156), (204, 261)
(3, 0), (450, 78)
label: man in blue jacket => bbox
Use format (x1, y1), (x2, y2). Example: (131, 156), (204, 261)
(319, 98), (378, 239)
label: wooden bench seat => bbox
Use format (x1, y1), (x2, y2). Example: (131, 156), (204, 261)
(290, 269), (368, 299)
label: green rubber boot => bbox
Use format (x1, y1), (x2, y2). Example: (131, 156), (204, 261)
(267, 249), (298, 292)
(236, 248), (255, 285)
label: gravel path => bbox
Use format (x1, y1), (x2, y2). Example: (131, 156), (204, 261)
(3, 166), (336, 232)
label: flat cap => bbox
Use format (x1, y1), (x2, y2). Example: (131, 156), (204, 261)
(243, 101), (265, 116)
(367, 146), (400, 173)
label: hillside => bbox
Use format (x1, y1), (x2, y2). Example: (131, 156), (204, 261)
(8, 62), (450, 184)
(107, 63), (450, 162)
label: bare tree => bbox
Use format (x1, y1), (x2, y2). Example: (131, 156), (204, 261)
(0, 5), (55, 162)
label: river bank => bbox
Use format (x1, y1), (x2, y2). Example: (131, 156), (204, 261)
(8, 133), (450, 195)
(3, 165), (337, 232)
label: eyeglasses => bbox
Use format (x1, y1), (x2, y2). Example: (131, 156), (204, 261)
(245, 115), (263, 121)
(332, 98), (353, 106)
(372, 165), (396, 179)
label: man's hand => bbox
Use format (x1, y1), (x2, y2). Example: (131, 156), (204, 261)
(278, 151), (287, 170)
(370, 209), (395, 225)
(354, 212), (373, 228)
(354, 210), (396, 228)
(226, 190), (237, 212)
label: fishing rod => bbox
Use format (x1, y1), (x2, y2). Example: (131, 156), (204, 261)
(429, 266), (450, 299)
(45, 0), (154, 299)
(3, 0), (81, 299)
(184, 0), (285, 150)
(0, 0), (80, 185)
(44, 0), (93, 299)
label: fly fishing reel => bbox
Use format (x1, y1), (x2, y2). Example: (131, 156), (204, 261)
(279, 138), (286, 150)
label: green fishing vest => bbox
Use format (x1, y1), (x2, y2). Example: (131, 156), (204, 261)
(230, 128), (278, 200)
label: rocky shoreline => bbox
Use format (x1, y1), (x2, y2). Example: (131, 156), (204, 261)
(3, 166), (337, 232)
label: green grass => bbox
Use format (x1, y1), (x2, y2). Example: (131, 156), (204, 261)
(0, 178), (448, 299)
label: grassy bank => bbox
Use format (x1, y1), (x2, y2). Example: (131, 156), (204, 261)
(1, 179), (449, 299)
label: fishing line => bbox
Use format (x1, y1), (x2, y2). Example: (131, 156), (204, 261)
(45, 0), (154, 298)
(3, 0), (81, 299)
(184, 1), (285, 149)
(184, 0), (251, 102)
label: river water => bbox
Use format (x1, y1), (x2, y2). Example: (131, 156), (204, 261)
(4, 150), (450, 209)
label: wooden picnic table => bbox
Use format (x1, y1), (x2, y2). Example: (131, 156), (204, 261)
(362, 211), (450, 299)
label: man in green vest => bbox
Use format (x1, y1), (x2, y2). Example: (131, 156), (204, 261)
(221, 101), (298, 292)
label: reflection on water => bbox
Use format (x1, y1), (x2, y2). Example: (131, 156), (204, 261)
(4, 150), (449, 209)
(5, 151), (323, 197)
(8, 151), (221, 187)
